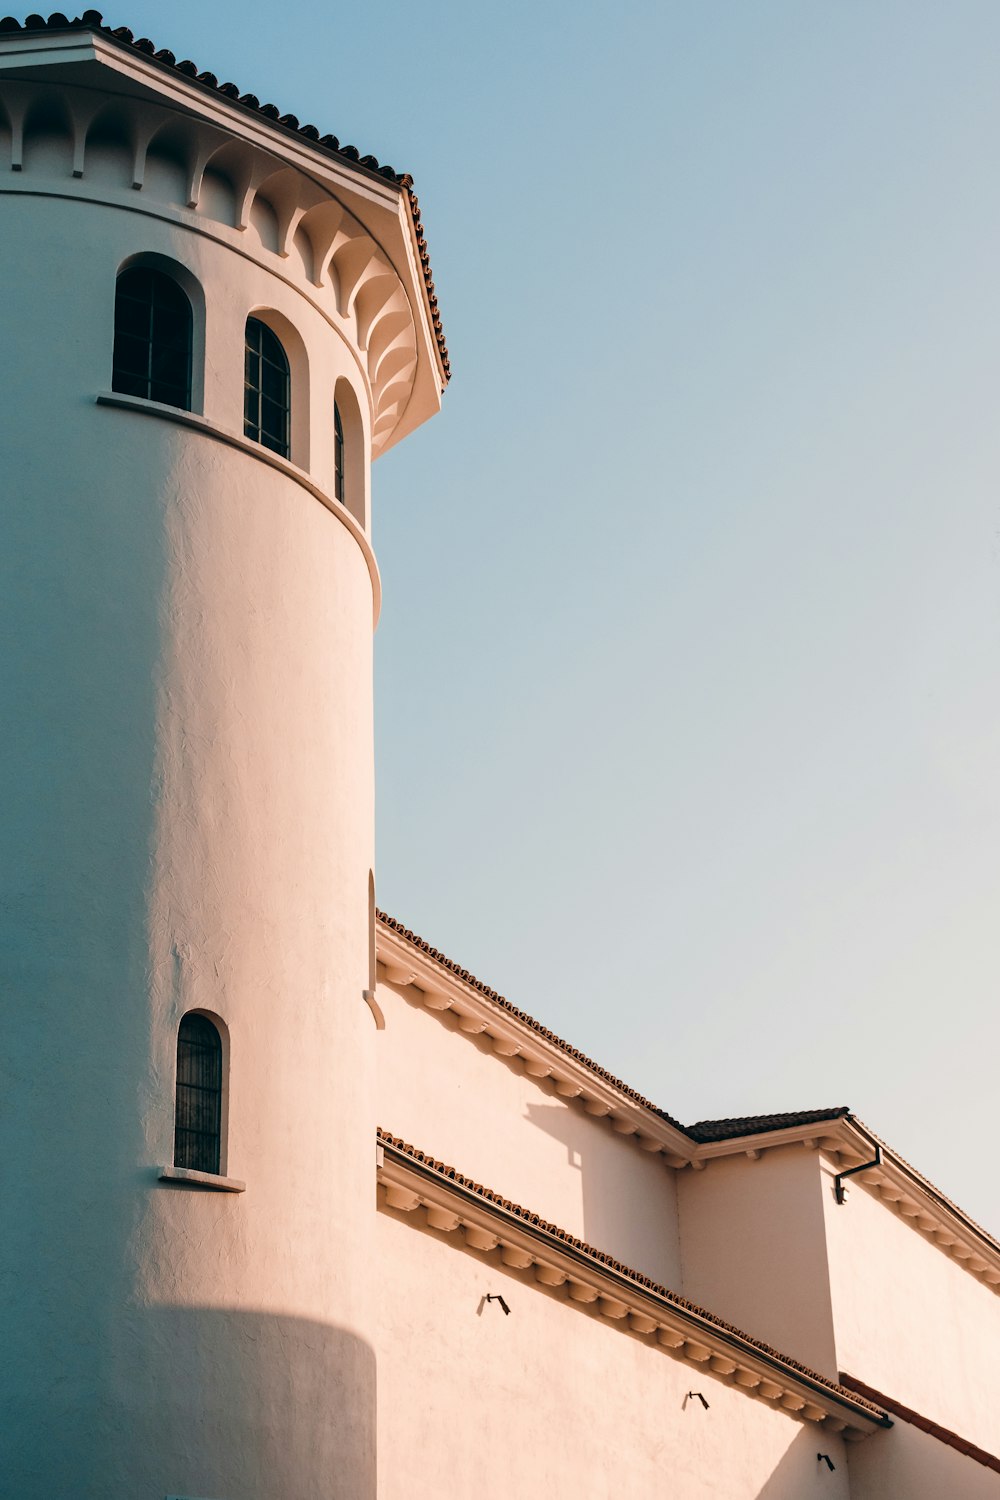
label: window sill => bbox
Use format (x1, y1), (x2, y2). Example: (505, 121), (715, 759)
(95, 390), (381, 626)
(159, 1165), (246, 1193)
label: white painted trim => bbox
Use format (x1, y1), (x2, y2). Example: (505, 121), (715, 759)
(159, 1165), (246, 1193)
(694, 1119), (1000, 1290)
(374, 926), (693, 1161)
(694, 1124), (847, 1160)
(0, 28), (446, 419)
(376, 1138), (887, 1438)
(376, 920), (1000, 1288)
(95, 392), (382, 626)
(0, 32), (403, 210)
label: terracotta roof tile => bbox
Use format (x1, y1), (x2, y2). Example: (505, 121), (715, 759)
(0, 11), (450, 381)
(379, 913), (858, 1153)
(377, 1127), (890, 1425)
(839, 1374), (1000, 1474)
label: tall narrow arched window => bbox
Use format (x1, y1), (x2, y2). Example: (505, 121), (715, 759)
(174, 1013), (223, 1175)
(244, 317), (290, 459)
(368, 869), (377, 994)
(334, 402), (345, 505)
(334, 377), (366, 529)
(112, 266), (192, 410)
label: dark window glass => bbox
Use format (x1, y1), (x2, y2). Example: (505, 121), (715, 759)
(244, 317), (290, 459)
(334, 403), (345, 504)
(112, 267), (192, 410)
(174, 1013), (223, 1175)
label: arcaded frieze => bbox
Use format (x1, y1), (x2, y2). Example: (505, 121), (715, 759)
(0, 71), (420, 452)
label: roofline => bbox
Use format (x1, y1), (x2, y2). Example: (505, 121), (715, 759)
(0, 11), (450, 382)
(375, 913), (694, 1160)
(686, 1107), (850, 1143)
(839, 1373), (1000, 1476)
(684, 1113), (1000, 1287)
(377, 1130), (890, 1436)
(845, 1115), (1000, 1267)
(376, 910), (1000, 1285)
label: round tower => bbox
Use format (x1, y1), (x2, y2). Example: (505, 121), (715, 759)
(0, 15), (446, 1498)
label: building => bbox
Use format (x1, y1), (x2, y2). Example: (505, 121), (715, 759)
(0, 13), (997, 1498)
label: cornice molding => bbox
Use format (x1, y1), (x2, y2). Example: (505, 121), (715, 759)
(376, 922), (1000, 1293)
(377, 1132), (889, 1440)
(693, 1117), (1000, 1291)
(0, 50), (432, 452)
(832, 1118), (1000, 1289)
(375, 923), (693, 1162)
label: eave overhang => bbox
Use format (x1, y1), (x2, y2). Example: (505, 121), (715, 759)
(377, 1131), (890, 1441)
(693, 1115), (1000, 1290)
(376, 918), (694, 1163)
(376, 916), (1000, 1292)
(0, 21), (448, 450)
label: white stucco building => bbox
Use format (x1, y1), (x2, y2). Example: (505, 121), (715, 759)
(0, 14), (997, 1499)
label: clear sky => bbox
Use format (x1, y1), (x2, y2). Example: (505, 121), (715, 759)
(115, 1), (1000, 1231)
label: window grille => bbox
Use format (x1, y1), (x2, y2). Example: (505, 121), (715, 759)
(334, 402), (345, 504)
(174, 1013), (223, 1175)
(112, 266), (193, 410)
(244, 317), (290, 459)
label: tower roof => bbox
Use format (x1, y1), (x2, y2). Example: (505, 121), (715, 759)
(0, 9), (450, 412)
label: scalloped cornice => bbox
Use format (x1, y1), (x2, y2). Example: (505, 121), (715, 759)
(0, 24), (444, 452)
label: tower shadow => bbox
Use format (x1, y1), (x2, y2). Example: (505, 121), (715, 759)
(2, 1306), (377, 1500)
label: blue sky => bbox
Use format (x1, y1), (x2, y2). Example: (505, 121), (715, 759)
(114, 1), (1000, 1230)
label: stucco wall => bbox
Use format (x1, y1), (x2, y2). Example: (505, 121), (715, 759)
(375, 976), (682, 1286)
(5, 54), (998, 1500)
(374, 1203), (851, 1500)
(0, 111), (381, 1497)
(846, 1414), (1000, 1499)
(677, 1146), (838, 1380)
(822, 1158), (1000, 1460)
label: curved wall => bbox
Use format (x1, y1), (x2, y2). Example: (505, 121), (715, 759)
(0, 87), (383, 1499)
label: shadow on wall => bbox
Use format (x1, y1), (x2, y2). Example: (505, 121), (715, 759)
(843, 1417), (1000, 1500)
(2, 1308), (377, 1500)
(525, 1100), (669, 1266)
(0, 389), (170, 1496)
(756, 1425), (849, 1500)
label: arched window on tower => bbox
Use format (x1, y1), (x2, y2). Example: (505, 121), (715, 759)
(174, 1013), (223, 1175)
(333, 377), (366, 529)
(112, 265), (193, 410)
(334, 401), (345, 505)
(244, 316), (290, 459)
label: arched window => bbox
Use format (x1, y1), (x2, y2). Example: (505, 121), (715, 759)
(174, 1013), (223, 1175)
(244, 317), (290, 459)
(112, 266), (193, 410)
(334, 402), (345, 505)
(334, 377), (366, 529)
